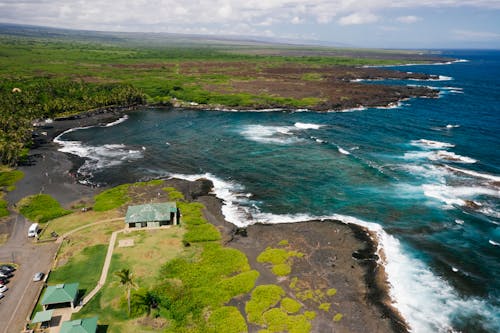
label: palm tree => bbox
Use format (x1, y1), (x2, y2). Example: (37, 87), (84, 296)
(115, 268), (137, 316)
(133, 290), (159, 317)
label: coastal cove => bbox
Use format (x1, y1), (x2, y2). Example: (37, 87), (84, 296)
(50, 50), (500, 333)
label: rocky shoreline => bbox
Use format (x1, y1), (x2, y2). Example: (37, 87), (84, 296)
(10, 103), (412, 333)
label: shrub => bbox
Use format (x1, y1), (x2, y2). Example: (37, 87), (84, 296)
(319, 303), (331, 312)
(93, 184), (130, 211)
(272, 263), (291, 276)
(163, 187), (185, 201)
(245, 285), (285, 325)
(0, 198), (8, 217)
(278, 239), (289, 246)
(207, 306), (247, 333)
(327, 288), (337, 296)
(281, 297), (302, 314)
(177, 202), (207, 226)
(217, 270), (259, 301)
(257, 248), (289, 265)
(18, 194), (71, 223)
(333, 313), (343, 322)
(0, 169), (24, 190)
(183, 224), (221, 243)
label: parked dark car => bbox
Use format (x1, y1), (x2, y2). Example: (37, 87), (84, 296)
(0, 265), (15, 273)
(0, 271), (12, 278)
(0, 277), (8, 284)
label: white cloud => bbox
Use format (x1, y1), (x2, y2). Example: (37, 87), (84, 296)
(452, 29), (500, 41)
(0, 0), (499, 38)
(396, 15), (421, 23)
(338, 12), (378, 25)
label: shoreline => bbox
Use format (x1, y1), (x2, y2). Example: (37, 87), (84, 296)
(18, 103), (410, 332)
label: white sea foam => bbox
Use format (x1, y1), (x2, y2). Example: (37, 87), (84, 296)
(444, 165), (500, 182)
(331, 106), (367, 113)
(404, 150), (477, 164)
(105, 115), (129, 127)
(54, 127), (143, 175)
(240, 123), (324, 145)
(361, 59), (469, 68)
(411, 139), (455, 149)
(422, 184), (499, 208)
(294, 122), (324, 130)
(434, 151), (477, 164)
(239, 125), (299, 145)
(376, 101), (402, 110)
(162, 171), (500, 333)
(338, 147), (350, 155)
(446, 124), (460, 129)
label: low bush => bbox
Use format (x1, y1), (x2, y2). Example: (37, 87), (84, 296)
(0, 169), (24, 190)
(245, 284), (285, 325)
(93, 184), (131, 211)
(207, 306), (247, 333)
(183, 223), (221, 243)
(281, 297), (302, 314)
(163, 187), (185, 201)
(18, 194), (71, 223)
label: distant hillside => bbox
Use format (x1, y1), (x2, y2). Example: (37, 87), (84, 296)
(0, 22), (443, 61)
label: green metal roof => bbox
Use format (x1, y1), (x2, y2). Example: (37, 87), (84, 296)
(125, 202), (177, 224)
(60, 317), (98, 333)
(32, 310), (54, 323)
(41, 282), (79, 305)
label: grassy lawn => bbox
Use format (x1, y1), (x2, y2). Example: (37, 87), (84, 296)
(76, 227), (188, 333)
(55, 219), (123, 265)
(113, 227), (185, 287)
(48, 244), (108, 296)
(40, 209), (122, 240)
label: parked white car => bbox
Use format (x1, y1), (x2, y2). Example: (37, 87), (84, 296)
(28, 223), (39, 237)
(0, 285), (7, 293)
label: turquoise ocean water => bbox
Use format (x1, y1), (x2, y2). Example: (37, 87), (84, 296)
(56, 50), (499, 332)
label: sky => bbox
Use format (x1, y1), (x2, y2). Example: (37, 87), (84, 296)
(1, 0), (500, 49)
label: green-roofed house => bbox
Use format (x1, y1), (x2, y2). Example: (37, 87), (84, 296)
(41, 282), (79, 310)
(125, 202), (179, 228)
(60, 317), (98, 333)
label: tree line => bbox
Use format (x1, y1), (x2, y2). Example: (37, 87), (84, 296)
(0, 77), (145, 165)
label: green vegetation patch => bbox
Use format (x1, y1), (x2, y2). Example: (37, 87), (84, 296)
(319, 303), (331, 312)
(0, 168), (24, 190)
(245, 284), (285, 325)
(262, 308), (312, 333)
(93, 184), (131, 211)
(301, 73), (323, 81)
(281, 297), (302, 314)
(333, 313), (343, 322)
(257, 246), (303, 276)
(163, 186), (185, 201)
(18, 194), (71, 223)
(49, 244), (107, 295)
(177, 201), (207, 226)
(208, 306), (247, 333)
(154, 242), (257, 330)
(183, 223), (221, 243)
(0, 197), (8, 217)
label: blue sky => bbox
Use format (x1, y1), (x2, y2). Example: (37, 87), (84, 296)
(0, 0), (499, 49)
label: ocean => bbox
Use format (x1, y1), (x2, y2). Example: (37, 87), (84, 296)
(55, 50), (500, 333)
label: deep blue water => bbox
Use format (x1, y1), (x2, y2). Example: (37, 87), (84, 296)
(56, 50), (500, 333)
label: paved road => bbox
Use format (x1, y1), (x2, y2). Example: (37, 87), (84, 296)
(0, 214), (58, 333)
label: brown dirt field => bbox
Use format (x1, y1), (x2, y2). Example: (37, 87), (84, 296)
(175, 61), (439, 110)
